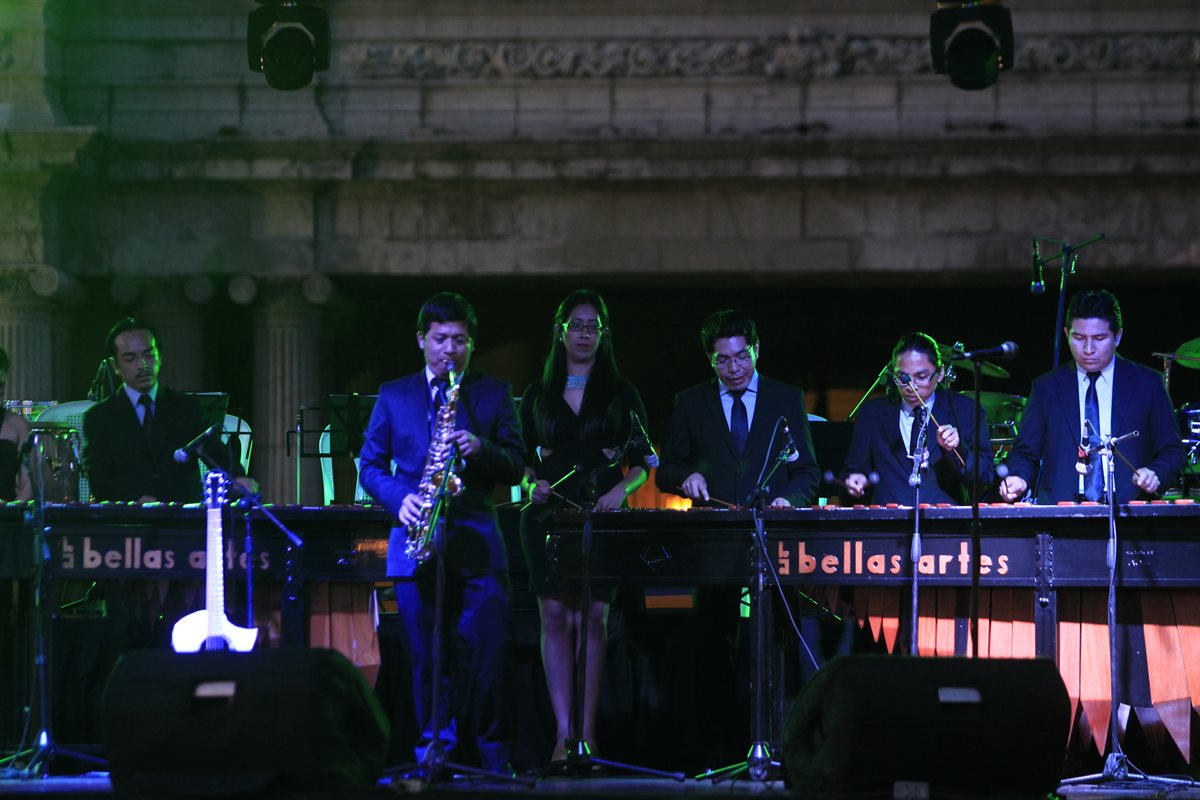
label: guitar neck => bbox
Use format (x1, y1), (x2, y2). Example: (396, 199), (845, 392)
(205, 503), (225, 640)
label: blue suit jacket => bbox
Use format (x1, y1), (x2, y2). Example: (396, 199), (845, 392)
(359, 370), (524, 578)
(656, 375), (820, 507)
(1003, 357), (1184, 504)
(841, 389), (993, 505)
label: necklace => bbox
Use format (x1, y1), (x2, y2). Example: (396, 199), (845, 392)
(565, 374), (588, 390)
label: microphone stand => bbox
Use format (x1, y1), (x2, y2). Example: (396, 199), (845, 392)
(697, 423), (795, 784)
(384, 441), (531, 787)
(1034, 233), (1105, 369)
(1060, 432), (1195, 789)
(966, 353), (987, 658)
(2, 432), (107, 778)
(193, 453), (306, 645)
(542, 448), (683, 782)
(906, 408), (931, 655)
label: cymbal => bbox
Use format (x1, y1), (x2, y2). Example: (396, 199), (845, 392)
(976, 392), (1026, 424)
(937, 344), (1011, 380)
(1174, 337), (1200, 369)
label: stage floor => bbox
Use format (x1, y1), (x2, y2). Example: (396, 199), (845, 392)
(2, 773), (1200, 799)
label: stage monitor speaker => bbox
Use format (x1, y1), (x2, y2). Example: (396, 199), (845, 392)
(782, 655), (1070, 795)
(103, 648), (389, 797)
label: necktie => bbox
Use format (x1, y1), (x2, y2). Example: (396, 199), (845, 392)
(1085, 372), (1104, 501)
(138, 394), (154, 444)
(730, 391), (748, 454)
(909, 406), (926, 456)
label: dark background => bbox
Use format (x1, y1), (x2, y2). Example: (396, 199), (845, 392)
(64, 270), (1200, 442)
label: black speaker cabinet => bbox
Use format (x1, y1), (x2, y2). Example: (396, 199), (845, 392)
(103, 648), (389, 797)
(782, 655), (1070, 795)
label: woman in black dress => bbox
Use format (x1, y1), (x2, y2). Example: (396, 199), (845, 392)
(520, 290), (650, 761)
(0, 347), (32, 501)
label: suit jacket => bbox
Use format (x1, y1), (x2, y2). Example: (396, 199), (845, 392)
(83, 386), (206, 503)
(359, 370), (525, 578)
(842, 389), (993, 505)
(1004, 357), (1184, 504)
(656, 375), (820, 507)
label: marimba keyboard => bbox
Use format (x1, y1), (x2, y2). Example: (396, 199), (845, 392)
(548, 503), (1200, 588)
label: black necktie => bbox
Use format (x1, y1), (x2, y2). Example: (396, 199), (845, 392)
(909, 406), (926, 456)
(730, 391), (748, 454)
(1085, 372), (1104, 501)
(138, 394), (154, 444)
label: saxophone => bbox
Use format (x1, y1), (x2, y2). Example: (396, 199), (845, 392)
(405, 362), (464, 562)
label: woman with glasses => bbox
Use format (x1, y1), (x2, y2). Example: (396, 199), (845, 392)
(842, 332), (992, 505)
(519, 289), (650, 763)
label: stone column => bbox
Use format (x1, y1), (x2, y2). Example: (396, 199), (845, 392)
(0, 0), (65, 128)
(0, 267), (77, 402)
(141, 279), (207, 392)
(251, 275), (332, 504)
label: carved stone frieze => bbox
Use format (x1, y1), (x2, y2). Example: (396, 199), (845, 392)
(345, 32), (1200, 81)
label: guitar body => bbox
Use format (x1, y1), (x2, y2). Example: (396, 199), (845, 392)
(172, 471), (258, 653)
(171, 609), (259, 653)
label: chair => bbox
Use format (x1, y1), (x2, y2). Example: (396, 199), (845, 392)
(198, 414), (253, 485)
(221, 414), (253, 475)
(319, 423), (367, 505)
(32, 400), (96, 502)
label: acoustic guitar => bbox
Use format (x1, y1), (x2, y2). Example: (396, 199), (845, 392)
(170, 471), (258, 652)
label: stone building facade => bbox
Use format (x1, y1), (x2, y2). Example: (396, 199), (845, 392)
(1, 0), (1197, 502)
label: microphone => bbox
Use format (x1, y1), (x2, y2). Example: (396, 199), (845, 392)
(173, 424), (222, 464)
(779, 417), (800, 463)
(629, 410), (660, 469)
(1030, 239), (1044, 295)
(955, 342), (1019, 361)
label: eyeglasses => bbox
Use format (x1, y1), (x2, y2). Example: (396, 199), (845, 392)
(896, 371), (938, 385)
(711, 348), (755, 369)
(562, 320), (604, 336)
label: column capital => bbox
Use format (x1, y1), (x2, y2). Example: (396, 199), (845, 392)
(0, 264), (84, 307)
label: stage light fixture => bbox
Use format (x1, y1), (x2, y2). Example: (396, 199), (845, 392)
(247, 1), (330, 91)
(930, 1), (1013, 91)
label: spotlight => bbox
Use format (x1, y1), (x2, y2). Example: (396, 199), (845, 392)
(247, 1), (330, 91)
(930, 1), (1013, 91)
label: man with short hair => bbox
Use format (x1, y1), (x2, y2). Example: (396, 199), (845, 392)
(657, 309), (820, 507)
(359, 291), (524, 776)
(999, 289), (1184, 504)
(83, 317), (212, 503)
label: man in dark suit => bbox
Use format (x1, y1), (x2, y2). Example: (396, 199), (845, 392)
(83, 317), (210, 503)
(657, 309), (820, 508)
(843, 332), (992, 505)
(1000, 290), (1184, 504)
(359, 291), (524, 776)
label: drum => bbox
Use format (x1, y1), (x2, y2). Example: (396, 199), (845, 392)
(978, 392), (1027, 438)
(29, 424), (81, 503)
(978, 393), (1025, 465)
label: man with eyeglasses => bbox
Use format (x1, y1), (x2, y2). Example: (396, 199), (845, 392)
(841, 332), (992, 505)
(657, 309), (820, 508)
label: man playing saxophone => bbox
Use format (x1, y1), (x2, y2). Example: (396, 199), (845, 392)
(360, 291), (525, 777)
